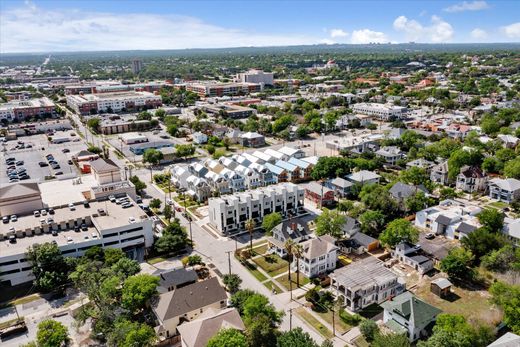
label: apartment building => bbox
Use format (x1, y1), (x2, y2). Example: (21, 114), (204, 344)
(352, 103), (408, 120)
(331, 257), (405, 312)
(183, 82), (263, 98)
(66, 91), (162, 115)
(208, 183), (305, 235)
(65, 81), (169, 95)
(236, 69), (274, 86)
(414, 199), (481, 240)
(0, 97), (55, 121)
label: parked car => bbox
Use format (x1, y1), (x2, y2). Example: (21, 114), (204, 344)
(62, 148), (70, 153)
(38, 161), (49, 167)
(68, 203), (75, 211)
(55, 171), (63, 175)
(425, 233), (435, 240)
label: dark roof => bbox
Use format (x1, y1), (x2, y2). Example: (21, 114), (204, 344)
(381, 292), (441, 330)
(272, 219), (311, 241)
(157, 268), (198, 291)
(459, 165), (486, 178)
(435, 214), (453, 226)
(329, 177), (353, 189)
(153, 277), (227, 321)
(456, 222), (478, 235)
(341, 217), (360, 235)
(409, 255), (432, 265)
(389, 182), (428, 199)
(351, 232), (378, 248)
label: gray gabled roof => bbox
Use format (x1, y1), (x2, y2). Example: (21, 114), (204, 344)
(90, 158), (119, 173)
(381, 291), (441, 329)
(488, 332), (520, 347)
(351, 231), (378, 248)
(0, 182), (41, 200)
(330, 177), (353, 189)
(389, 182), (428, 199)
(456, 222), (478, 235)
(156, 268), (198, 291)
(153, 277), (227, 321)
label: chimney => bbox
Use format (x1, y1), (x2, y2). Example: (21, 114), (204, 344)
(291, 222), (297, 231)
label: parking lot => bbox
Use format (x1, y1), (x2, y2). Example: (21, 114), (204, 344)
(1, 133), (86, 185)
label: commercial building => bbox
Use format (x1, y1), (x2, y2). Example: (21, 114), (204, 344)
(236, 69), (274, 86)
(66, 91), (162, 115)
(208, 182), (305, 235)
(202, 103), (255, 119)
(182, 81), (263, 98)
(0, 97), (55, 122)
(100, 118), (153, 135)
(65, 81), (169, 95)
(132, 59), (143, 74)
(351, 103), (408, 120)
(331, 257), (405, 312)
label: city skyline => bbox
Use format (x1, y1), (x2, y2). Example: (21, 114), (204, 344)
(1, 0), (520, 53)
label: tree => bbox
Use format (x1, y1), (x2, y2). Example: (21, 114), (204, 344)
(121, 274), (159, 314)
(262, 212), (282, 234)
(243, 293), (282, 325)
(439, 187), (459, 200)
(293, 243), (303, 288)
(107, 320), (156, 347)
(311, 157), (352, 180)
(284, 239), (295, 293)
(26, 242), (71, 293)
(87, 145), (102, 155)
(405, 192), (433, 213)
(155, 232), (188, 255)
(129, 175), (146, 193)
(245, 218), (255, 252)
(230, 289), (256, 314)
(400, 167), (429, 186)
(315, 208), (346, 239)
(87, 117), (101, 132)
(175, 144), (196, 160)
(477, 209), (504, 232)
(163, 204), (173, 221)
(440, 247), (474, 280)
(187, 254), (202, 266)
(372, 332), (410, 347)
(504, 158), (520, 179)
(149, 198), (161, 210)
(142, 148), (164, 182)
(447, 149), (483, 180)
(207, 328), (248, 347)
(460, 228), (505, 264)
(359, 184), (398, 216)
(337, 199), (355, 214)
(359, 210), (385, 237)
(36, 319), (69, 347)
(490, 281), (520, 334)
(379, 219), (419, 248)
(223, 274), (242, 294)
(359, 319), (378, 342)
(277, 327), (319, 347)
(242, 293), (283, 347)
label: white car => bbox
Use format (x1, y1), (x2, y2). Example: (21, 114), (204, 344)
(41, 209), (47, 216)
(10, 215), (17, 222)
(128, 217), (136, 223)
(68, 203), (75, 211)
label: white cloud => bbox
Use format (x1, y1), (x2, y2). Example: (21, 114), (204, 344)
(0, 2), (322, 53)
(470, 28), (488, 40)
(319, 39), (336, 45)
(330, 29), (348, 38)
(350, 29), (388, 44)
(502, 22), (520, 39)
(444, 1), (489, 13)
(393, 15), (454, 43)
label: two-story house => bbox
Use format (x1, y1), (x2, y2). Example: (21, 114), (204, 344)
(392, 243), (434, 275)
(295, 235), (338, 278)
(331, 257), (405, 312)
(488, 177), (520, 203)
(267, 219), (311, 257)
(430, 161), (449, 186)
(381, 291), (441, 342)
(456, 165), (487, 193)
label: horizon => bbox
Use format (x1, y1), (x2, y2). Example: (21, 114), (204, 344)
(1, 0), (520, 54)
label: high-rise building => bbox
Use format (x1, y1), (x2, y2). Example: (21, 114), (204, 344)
(132, 59), (143, 74)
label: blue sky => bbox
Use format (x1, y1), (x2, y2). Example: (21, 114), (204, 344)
(1, 0), (519, 53)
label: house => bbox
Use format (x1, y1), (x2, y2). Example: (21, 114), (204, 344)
(267, 219), (311, 257)
(430, 161), (449, 186)
(389, 182), (428, 204)
(192, 132), (208, 144)
(225, 129), (243, 144)
(381, 291), (441, 342)
(375, 146), (404, 165)
(177, 308), (245, 347)
(295, 235), (338, 278)
(430, 278), (452, 298)
(346, 170), (381, 185)
(487, 332), (520, 347)
(171, 166), (191, 190)
(331, 257), (405, 312)
(415, 199), (481, 240)
(326, 177), (354, 198)
(456, 165), (487, 193)
(392, 243), (434, 275)
(337, 231), (379, 255)
(288, 157), (313, 181)
(156, 268), (198, 293)
(406, 158), (435, 173)
(186, 176), (212, 202)
(240, 132), (265, 147)
(497, 134), (519, 149)
(275, 160), (300, 182)
(503, 218), (520, 246)
(264, 162), (288, 183)
(278, 146), (306, 159)
(488, 178), (520, 203)
(304, 181), (335, 207)
(152, 277), (228, 339)
(386, 127), (407, 140)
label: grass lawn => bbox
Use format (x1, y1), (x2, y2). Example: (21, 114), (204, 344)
(315, 309), (352, 334)
(358, 303), (383, 319)
(252, 244), (269, 255)
(277, 272), (310, 291)
(147, 256), (167, 265)
(263, 281), (283, 294)
(11, 294), (41, 306)
(353, 335), (370, 347)
(295, 307), (333, 339)
(253, 254), (288, 276)
(414, 277), (502, 325)
(173, 195), (198, 207)
(0, 317), (24, 330)
(242, 261), (268, 282)
(487, 201), (509, 209)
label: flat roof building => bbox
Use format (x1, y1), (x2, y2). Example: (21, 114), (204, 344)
(66, 91), (162, 115)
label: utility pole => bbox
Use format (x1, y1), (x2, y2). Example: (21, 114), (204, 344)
(289, 308), (293, 330)
(331, 308), (336, 337)
(225, 251), (232, 275)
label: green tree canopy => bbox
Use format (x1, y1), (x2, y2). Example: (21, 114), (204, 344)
(262, 212), (283, 233)
(26, 242), (72, 293)
(107, 319), (157, 347)
(379, 219), (419, 247)
(477, 209), (505, 232)
(277, 327), (319, 347)
(207, 328), (248, 347)
(315, 208), (346, 239)
(121, 274), (159, 314)
(36, 319), (69, 347)
(490, 281), (520, 334)
(440, 247), (474, 280)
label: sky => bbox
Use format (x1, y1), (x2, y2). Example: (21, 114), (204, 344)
(1, 0), (520, 53)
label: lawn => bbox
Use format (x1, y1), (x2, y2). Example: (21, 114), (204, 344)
(414, 277), (502, 325)
(315, 309), (352, 334)
(147, 256), (167, 265)
(242, 261), (268, 282)
(277, 272), (310, 291)
(295, 307), (333, 338)
(11, 294), (41, 306)
(253, 254), (288, 277)
(353, 335), (370, 347)
(263, 281), (283, 294)
(0, 317), (24, 330)
(252, 244), (269, 255)
(487, 201), (509, 209)
(358, 303), (383, 319)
